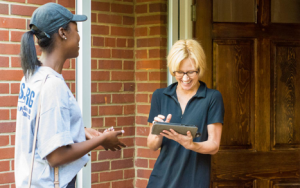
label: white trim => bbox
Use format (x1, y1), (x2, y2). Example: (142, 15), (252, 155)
(75, 0), (91, 187)
(179, 0), (193, 39)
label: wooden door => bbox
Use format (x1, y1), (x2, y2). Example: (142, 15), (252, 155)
(194, 0), (300, 187)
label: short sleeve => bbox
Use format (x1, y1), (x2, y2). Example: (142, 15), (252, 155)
(148, 89), (161, 123)
(37, 77), (74, 159)
(207, 90), (225, 125)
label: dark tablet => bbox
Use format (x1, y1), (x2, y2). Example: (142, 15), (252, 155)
(151, 122), (201, 138)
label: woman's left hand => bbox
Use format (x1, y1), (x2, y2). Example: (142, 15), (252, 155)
(85, 128), (102, 140)
(160, 129), (194, 150)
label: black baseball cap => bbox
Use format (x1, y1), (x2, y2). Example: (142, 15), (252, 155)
(30, 3), (87, 38)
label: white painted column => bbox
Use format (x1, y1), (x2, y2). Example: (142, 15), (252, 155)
(75, 0), (91, 187)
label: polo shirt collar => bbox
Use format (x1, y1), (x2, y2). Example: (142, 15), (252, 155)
(163, 81), (207, 98)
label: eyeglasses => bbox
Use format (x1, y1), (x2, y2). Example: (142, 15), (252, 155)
(173, 70), (199, 78)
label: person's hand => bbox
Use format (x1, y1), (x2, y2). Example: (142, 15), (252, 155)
(153, 114), (172, 123)
(160, 129), (194, 150)
(85, 128), (101, 140)
(101, 131), (126, 151)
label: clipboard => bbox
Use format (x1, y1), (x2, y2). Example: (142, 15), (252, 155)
(151, 122), (201, 138)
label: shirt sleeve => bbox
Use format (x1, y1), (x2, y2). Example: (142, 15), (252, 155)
(148, 89), (161, 123)
(207, 90), (225, 125)
(37, 77), (74, 160)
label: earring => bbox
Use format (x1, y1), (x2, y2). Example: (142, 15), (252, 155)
(64, 37), (67, 40)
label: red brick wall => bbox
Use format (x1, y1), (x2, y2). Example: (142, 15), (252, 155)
(0, 0), (168, 187)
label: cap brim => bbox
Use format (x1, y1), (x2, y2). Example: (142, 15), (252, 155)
(72, 14), (87, 22)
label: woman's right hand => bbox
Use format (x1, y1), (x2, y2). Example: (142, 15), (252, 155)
(101, 131), (126, 151)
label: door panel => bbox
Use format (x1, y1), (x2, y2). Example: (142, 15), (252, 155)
(194, 0), (300, 187)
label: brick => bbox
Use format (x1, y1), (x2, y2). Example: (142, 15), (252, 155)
(136, 126), (150, 136)
(137, 38), (167, 47)
(0, 17), (26, 29)
(136, 50), (147, 59)
(98, 14), (122, 25)
(105, 37), (116, 47)
(127, 39), (134, 47)
(123, 148), (134, 158)
(111, 26), (133, 37)
(124, 169), (135, 179)
(27, 0), (55, 5)
(124, 105), (135, 115)
(0, 172), (14, 184)
(135, 158), (148, 168)
(137, 83), (166, 92)
(91, 13), (97, 22)
(112, 179), (134, 188)
(91, 106), (98, 116)
(135, 27), (147, 37)
(91, 48), (110, 58)
(0, 3), (8, 14)
(135, 72), (148, 81)
(117, 38), (126, 47)
(136, 116), (148, 125)
(91, 71), (110, 81)
(11, 57), (21, 68)
(0, 96), (18, 107)
(0, 44), (21, 55)
(61, 70), (75, 81)
(91, 25), (109, 35)
(91, 161), (109, 172)
(135, 4), (147, 14)
(91, 94), (111, 104)
(112, 49), (133, 59)
(111, 3), (133, 14)
(91, 173), (98, 183)
(57, 0), (75, 8)
(92, 117), (103, 128)
(104, 117), (116, 127)
(0, 109), (9, 120)
(117, 116), (134, 126)
(91, 1), (110, 11)
(91, 151), (97, 161)
(0, 30), (9, 41)
(0, 147), (14, 159)
(149, 49), (167, 58)
(10, 31), (26, 42)
(11, 5), (37, 16)
(149, 159), (156, 168)
(124, 83), (135, 91)
(91, 83), (97, 92)
(111, 159), (133, 170)
(137, 148), (160, 158)
(112, 94), (134, 103)
(100, 170), (123, 182)
(137, 0), (166, 2)
(98, 83), (122, 92)
(119, 137), (134, 147)
(0, 56), (9, 67)
(149, 71), (167, 81)
(98, 150), (121, 160)
(137, 14), (167, 25)
(0, 122), (15, 133)
(0, 185), (9, 188)
(135, 179), (148, 188)
(99, 106), (123, 115)
(92, 182), (110, 188)
(136, 94), (148, 103)
(136, 60), (166, 70)
(149, 3), (167, 13)
(150, 26), (167, 36)
(0, 161), (9, 172)
(111, 71), (134, 81)
(137, 169), (152, 179)
(135, 137), (147, 147)
(124, 61), (134, 70)
(123, 16), (134, 25)
(93, 37), (104, 47)
(0, 83), (9, 94)
(122, 126), (135, 136)
(91, 60), (98, 69)
(11, 109), (17, 120)
(0, 136), (9, 147)
(99, 60), (122, 70)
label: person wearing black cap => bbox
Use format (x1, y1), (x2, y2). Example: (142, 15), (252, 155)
(15, 3), (126, 188)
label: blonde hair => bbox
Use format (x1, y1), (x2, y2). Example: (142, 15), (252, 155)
(167, 39), (206, 80)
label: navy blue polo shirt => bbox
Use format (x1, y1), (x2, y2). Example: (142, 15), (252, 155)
(147, 81), (224, 188)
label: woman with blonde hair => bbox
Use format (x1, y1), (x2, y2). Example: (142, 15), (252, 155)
(147, 39), (224, 188)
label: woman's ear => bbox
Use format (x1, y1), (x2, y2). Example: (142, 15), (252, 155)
(58, 27), (67, 40)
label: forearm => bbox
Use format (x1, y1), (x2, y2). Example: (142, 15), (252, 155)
(147, 134), (163, 151)
(188, 140), (220, 155)
(47, 135), (106, 167)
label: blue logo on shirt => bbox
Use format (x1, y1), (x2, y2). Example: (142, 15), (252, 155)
(18, 83), (35, 119)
